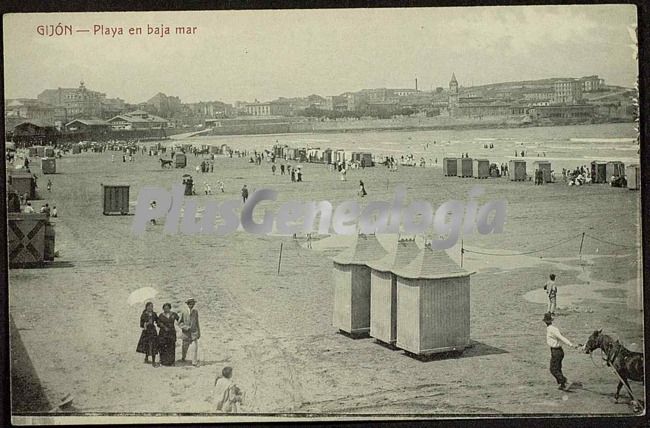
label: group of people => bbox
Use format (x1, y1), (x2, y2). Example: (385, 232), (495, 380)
(136, 298), (200, 367)
(563, 165), (592, 186)
(136, 299), (245, 412)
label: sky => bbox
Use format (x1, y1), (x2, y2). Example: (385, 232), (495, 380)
(3, 6), (638, 104)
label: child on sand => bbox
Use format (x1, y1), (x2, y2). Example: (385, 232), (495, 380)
(213, 366), (244, 413)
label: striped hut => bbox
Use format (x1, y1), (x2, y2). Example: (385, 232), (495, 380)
(367, 237), (421, 346)
(332, 234), (388, 336)
(394, 242), (474, 356)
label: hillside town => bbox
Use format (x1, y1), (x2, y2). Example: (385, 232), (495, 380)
(4, 74), (636, 142)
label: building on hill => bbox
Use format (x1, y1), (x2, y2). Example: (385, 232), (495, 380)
(553, 79), (583, 104)
(37, 81), (125, 123)
(580, 75), (605, 92)
(146, 93), (183, 118)
(5, 99), (57, 125)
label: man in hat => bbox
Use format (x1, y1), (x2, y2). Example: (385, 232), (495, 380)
(544, 312), (579, 391)
(179, 298), (201, 366)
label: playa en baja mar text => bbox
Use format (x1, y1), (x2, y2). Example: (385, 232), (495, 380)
(132, 185), (506, 249)
(36, 23), (198, 38)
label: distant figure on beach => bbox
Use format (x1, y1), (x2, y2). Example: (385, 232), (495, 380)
(51, 206), (57, 217)
(122, 154), (126, 162)
(271, 164), (276, 175)
(150, 201), (157, 225)
(204, 182), (212, 195)
(47, 179), (52, 192)
(219, 181), (224, 193)
(157, 303), (179, 366)
(340, 168), (347, 181)
(136, 302), (159, 367)
(40, 203), (51, 217)
(179, 298), (200, 367)
(544, 273), (557, 315)
(297, 167), (302, 182)
(111, 154), (115, 162)
(214, 366), (244, 413)
(521, 150), (525, 157)
(359, 180), (367, 197)
(241, 185), (249, 203)
(280, 164), (285, 175)
(24, 201), (34, 213)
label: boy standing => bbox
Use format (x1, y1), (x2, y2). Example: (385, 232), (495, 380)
(544, 273), (557, 315)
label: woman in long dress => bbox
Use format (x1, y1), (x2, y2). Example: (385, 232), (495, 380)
(136, 302), (159, 367)
(157, 303), (179, 366)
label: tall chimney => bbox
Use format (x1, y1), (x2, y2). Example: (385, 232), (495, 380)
(415, 78), (418, 91)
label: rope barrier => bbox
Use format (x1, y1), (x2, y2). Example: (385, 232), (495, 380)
(463, 233), (583, 257)
(584, 233), (640, 249)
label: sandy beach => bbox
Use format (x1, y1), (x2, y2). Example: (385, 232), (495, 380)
(9, 129), (643, 418)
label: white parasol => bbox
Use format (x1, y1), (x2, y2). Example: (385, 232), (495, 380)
(127, 287), (158, 307)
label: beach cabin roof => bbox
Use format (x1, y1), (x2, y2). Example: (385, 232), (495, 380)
(393, 243), (472, 280)
(367, 238), (420, 272)
(333, 234), (388, 265)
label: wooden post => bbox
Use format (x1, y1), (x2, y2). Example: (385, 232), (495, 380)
(579, 232), (585, 262)
(460, 240), (464, 268)
(277, 242), (283, 275)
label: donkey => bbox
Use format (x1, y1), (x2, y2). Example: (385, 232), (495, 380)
(584, 329), (644, 403)
(159, 158), (173, 168)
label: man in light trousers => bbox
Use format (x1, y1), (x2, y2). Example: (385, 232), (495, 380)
(179, 298), (201, 367)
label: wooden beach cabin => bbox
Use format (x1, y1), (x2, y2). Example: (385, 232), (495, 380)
(35, 146), (46, 157)
(323, 149), (333, 165)
(175, 153), (187, 168)
(367, 238), (421, 346)
(28, 146), (39, 157)
(457, 158), (473, 178)
(443, 158), (458, 176)
(472, 159), (490, 179)
(8, 213), (55, 267)
(626, 164), (640, 190)
(394, 244), (473, 356)
(533, 161), (552, 183)
(508, 159), (526, 181)
(606, 161), (625, 183)
(44, 147), (55, 158)
(591, 161), (607, 183)
(41, 158), (56, 174)
(8, 170), (37, 200)
(332, 234), (389, 336)
(102, 184), (130, 215)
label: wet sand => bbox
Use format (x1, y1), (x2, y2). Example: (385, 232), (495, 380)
(9, 144), (643, 417)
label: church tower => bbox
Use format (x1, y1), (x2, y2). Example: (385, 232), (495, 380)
(448, 73), (459, 116)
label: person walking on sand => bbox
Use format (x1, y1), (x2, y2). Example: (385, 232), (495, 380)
(241, 185), (249, 203)
(47, 179), (52, 192)
(271, 164), (276, 175)
(179, 298), (201, 366)
(543, 312), (579, 391)
(219, 181), (224, 193)
(359, 180), (367, 197)
(544, 273), (557, 315)
(136, 302), (159, 367)
(157, 303), (179, 366)
(214, 366), (244, 413)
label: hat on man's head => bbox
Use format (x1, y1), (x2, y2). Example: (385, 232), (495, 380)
(186, 298), (196, 304)
(543, 312), (553, 323)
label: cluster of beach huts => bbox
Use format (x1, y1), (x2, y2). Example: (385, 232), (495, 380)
(332, 234), (473, 357)
(442, 156), (640, 189)
(272, 144), (374, 166)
